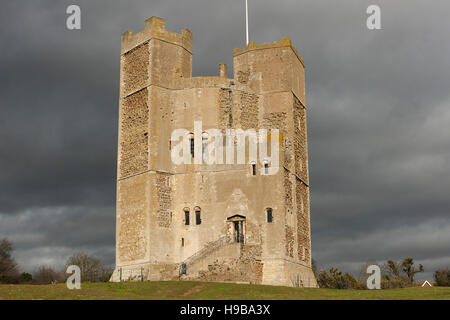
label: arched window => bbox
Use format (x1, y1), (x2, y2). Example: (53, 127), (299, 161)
(184, 208), (190, 225)
(266, 208), (273, 223)
(195, 207), (201, 225)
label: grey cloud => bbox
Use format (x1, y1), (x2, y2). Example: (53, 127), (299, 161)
(0, 0), (449, 279)
(0, 206), (115, 271)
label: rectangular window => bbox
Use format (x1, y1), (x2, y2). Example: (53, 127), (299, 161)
(264, 163), (269, 175)
(195, 210), (201, 225)
(181, 238), (184, 247)
(252, 163), (256, 176)
(185, 210), (190, 225)
(190, 138), (195, 158)
(267, 208), (273, 223)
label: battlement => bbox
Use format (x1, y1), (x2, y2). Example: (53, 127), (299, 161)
(121, 16), (193, 54)
(234, 38), (304, 67)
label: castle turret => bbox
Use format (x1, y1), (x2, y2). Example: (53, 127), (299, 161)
(233, 39), (305, 103)
(233, 39), (313, 278)
(121, 16), (192, 91)
(115, 17), (193, 280)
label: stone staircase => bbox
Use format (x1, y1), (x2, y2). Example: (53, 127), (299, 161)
(180, 236), (240, 279)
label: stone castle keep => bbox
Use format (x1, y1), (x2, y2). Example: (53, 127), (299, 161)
(110, 16), (317, 287)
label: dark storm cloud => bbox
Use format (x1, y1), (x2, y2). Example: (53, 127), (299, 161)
(0, 0), (449, 278)
(0, 205), (115, 269)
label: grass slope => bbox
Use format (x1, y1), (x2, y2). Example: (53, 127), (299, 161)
(0, 281), (449, 300)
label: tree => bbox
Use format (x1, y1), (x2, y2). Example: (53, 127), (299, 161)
(386, 259), (401, 277)
(401, 257), (424, 283)
(434, 269), (450, 287)
(19, 272), (33, 283)
(317, 267), (363, 289)
(65, 253), (112, 282)
(379, 258), (414, 288)
(33, 265), (63, 284)
(0, 238), (19, 283)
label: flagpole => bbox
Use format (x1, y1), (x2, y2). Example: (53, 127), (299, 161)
(246, 0), (249, 45)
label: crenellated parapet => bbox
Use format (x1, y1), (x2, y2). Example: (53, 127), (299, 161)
(121, 16), (193, 55)
(233, 38), (306, 104)
(234, 38), (304, 67)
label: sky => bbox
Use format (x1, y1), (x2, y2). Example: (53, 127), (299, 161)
(0, 0), (449, 281)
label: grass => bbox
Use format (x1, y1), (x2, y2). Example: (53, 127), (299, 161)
(0, 281), (449, 300)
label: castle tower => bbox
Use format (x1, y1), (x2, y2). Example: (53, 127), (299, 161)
(111, 17), (317, 287)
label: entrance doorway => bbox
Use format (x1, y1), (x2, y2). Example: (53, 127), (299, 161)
(227, 215), (246, 244)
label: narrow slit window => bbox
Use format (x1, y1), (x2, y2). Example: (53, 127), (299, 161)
(184, 209), (190, 225)
(195, 209), (201, 225)
(181, 238), (184, 247)
(267, 208), (273, 223)
(251, 162), (256, 176)
(264, 162), (269, 175)
(190, 136), (195, 158)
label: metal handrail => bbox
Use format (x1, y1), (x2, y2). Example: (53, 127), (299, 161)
(183, 235), (228, 268)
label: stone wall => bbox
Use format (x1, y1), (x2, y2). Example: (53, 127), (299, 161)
(156, 173), (172, 228)
(218, 88), (233, 129)
(237, 92), (259, 130)
(194, 244), (263, 285)
(122, 43), (149, 95)
(285, 226), (295, 258)
(296, 179), (310, 264)
(119, 88), (149, 178)
(262, 112), (287, 132)
(237, 69), (250, 84)
(293, 96), (307, 183)
(284, 170), (293, 211)
(117, 174), (149, 263)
